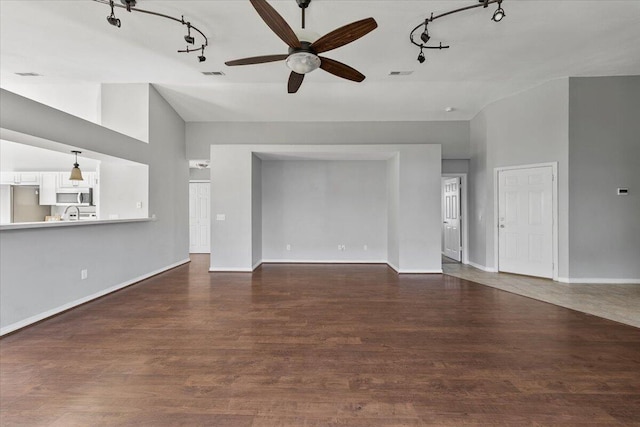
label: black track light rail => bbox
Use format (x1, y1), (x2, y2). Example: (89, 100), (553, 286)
(409, 0), (504, 55)
(92, 0), (209, 59)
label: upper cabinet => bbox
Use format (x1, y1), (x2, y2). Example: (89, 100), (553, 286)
(0, 172), (40, 185)
(56, 172), (97, 189)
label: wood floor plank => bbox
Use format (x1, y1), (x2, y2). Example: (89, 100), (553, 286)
(1, 255), (639, 425)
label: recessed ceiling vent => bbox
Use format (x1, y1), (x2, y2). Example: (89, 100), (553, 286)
(15, 72), (41, 77)
(202, 71), (225, 76)
(389, 71), (413, 76)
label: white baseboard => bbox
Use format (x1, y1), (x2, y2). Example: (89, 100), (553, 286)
(209, 267), (254, 272)
(467, 261), (498, 273)
(557, 277), (640, 284)
(1, 258), (191, 336)
(252, 261), (262, 271)
(399, 269), (443, 274)
(261, 259), (388, 264)
(387, 262), (400, 273)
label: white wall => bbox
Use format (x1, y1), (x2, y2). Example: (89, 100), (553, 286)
(210, 144), (441, 273)
(0, 87), (189, 334)
(0, 82), (101, 124)
(251, 154), (262, 267)
(261, 160), (387, 262)
(188, 121), (469, 159)
(101, 84), (150, 143)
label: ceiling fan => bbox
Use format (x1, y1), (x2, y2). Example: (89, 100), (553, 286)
(225, 0), (378, 94)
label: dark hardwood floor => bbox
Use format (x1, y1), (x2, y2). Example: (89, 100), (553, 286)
(1, 255), (639, 426)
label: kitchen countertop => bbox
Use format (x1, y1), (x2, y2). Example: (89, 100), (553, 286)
(0, 217), (156, 231)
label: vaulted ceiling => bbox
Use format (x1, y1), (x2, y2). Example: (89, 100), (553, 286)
(1, 0), (639, 122)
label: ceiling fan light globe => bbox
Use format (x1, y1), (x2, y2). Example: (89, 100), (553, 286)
(286, 52), (321, 74)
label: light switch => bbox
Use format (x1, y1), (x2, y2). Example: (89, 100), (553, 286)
(216, 214), (226, 221)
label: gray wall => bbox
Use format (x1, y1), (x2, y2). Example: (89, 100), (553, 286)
(568, 76), (640, 280)
(0, 87), (189, 332)
(187, 121), (469, 159)
(442, 159), (469, 175)
(261, 160), (387, 262)
(468, 78), (570, 275)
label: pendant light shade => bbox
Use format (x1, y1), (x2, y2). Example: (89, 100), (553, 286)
(69, 150), (84, 181)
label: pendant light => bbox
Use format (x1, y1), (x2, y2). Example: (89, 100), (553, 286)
(69, 150), (84, 181)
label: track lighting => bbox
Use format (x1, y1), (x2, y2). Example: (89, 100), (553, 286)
(492, 1), (505, 22)
(94, 1), (209, 63)
(106, 0), (121, 27)
(184, 22), (195, 44)
(420, 20), (430, 44)
(409, 0), (506, 62)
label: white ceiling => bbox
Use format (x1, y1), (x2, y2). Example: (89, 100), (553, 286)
(1, 0), (639, 122)
(0, 140), (99, 172)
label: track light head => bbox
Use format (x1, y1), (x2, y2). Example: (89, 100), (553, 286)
(417, 50), (425, 64)
(120, 0), (136, 12)
(420, 20), (430, 44)
(198, 45), (206, 62)
(492, 2), (505, 22)
(184, 35), (195, 44)
(107, 15), (121, 27)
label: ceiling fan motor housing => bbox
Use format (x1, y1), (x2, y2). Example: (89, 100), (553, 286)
(296, 0), (311, 9)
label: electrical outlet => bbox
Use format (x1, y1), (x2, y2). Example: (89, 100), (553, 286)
(364, 244), (368, 251)
(286, 244), (291, 251)
(136, 202), (143, 209)
(81, 269), (88, 280)
(338, 245), (346, 251)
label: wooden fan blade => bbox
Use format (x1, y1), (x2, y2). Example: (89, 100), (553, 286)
(319, 57), (365, 82)
(310, 18), (377, 54)
(225, 54), (288, 66)
(250, 0), (301, 49)
(288, 72), (305, 94)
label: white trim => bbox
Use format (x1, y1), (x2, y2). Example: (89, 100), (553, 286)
(493, 162), (559, 280)
(252, 261), (262, 271)
(387, 262), (400, 273)
(467, 261), (498, 273)
(189, 179), (210, 183)
(0, 258), (191, 336)
(398, 269), (443, 274)
(557, 277), (640, 284)
(261, 259), (389, 264)
(441, 173), (469, 265)
(209, 267), (254, 272)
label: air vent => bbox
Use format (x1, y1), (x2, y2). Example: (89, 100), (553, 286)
(389, 71), (413, 76)
(202, 71), (226, 76)
(15, 72), (41, 77)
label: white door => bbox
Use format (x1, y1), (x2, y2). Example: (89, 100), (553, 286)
(442, 177), (462, 261)
(189, 182), (210, 253)
(498, 166), (553, 278)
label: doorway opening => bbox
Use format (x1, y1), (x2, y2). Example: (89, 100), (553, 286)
(441, 173), (468, 265)
(189, 181), (210, 254)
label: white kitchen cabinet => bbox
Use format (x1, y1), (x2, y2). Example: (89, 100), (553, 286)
(0, 172), (40, 185)
(39, 173), (58, 205)
(57, 171), (96, 188)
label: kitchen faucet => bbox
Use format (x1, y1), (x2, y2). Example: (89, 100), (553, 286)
(63, 205), (80, 221)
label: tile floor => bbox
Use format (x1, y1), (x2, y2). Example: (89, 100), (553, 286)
(443, 261), (640, 328)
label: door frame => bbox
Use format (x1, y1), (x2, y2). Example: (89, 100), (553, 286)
(442, 173), (469, 265)
(493, 162), (558, 280)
